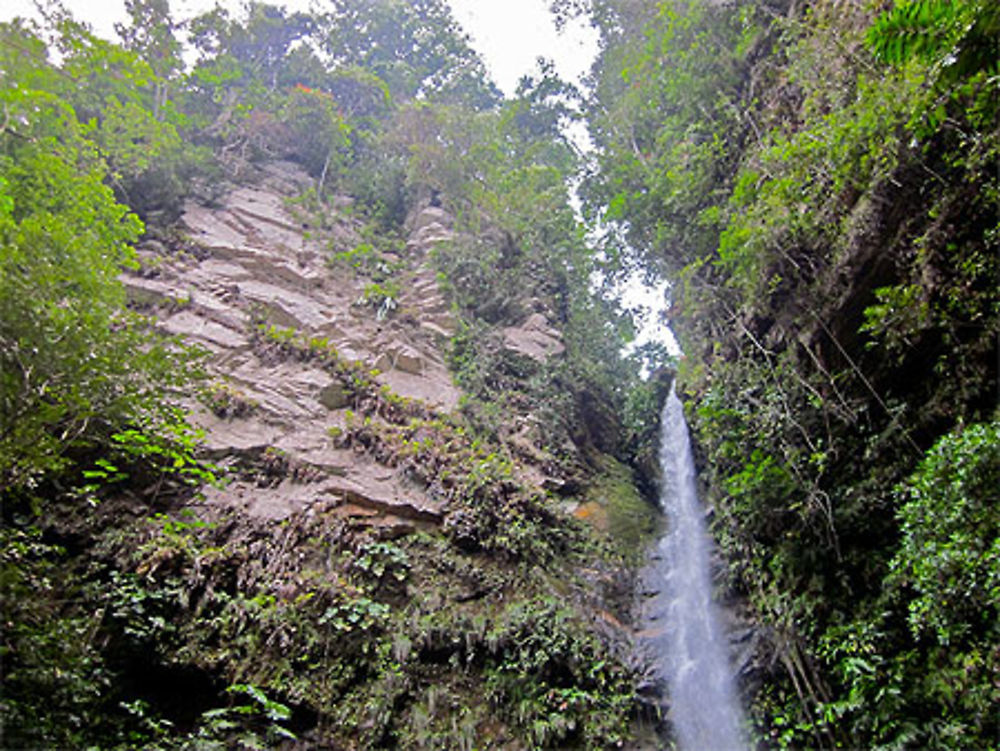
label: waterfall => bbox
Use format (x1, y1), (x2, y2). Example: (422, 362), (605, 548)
(640, 385), (746, 750)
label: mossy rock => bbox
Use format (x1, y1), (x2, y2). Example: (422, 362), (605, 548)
(583, 454), (660, 567)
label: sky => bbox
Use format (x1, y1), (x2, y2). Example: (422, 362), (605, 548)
(448, 0), (597, 94)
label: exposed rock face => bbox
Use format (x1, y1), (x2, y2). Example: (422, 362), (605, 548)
(501, 312), (565, 362)
(405, 204), (454, 252)
(124, 161), (461, 524)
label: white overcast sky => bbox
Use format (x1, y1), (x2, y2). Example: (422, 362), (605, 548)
(0, 0), (599, 96)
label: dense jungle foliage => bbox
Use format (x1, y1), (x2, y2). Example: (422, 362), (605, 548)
(0, 1), (661, 748)
(572, 0), (999, 747)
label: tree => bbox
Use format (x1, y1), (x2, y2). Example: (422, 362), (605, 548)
(188, 2), (315, 92)
(321, 0), (500, 107)
(115, 0), (183, 121)
(0, 21), (191, 493)
(281, 84), (352, 192)
(28, 7), (194, 217)
(185, 2), (316, 148)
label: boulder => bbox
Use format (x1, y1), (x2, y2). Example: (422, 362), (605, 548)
(501, 312), (565, 362)
(319, 381), (350, 410)
(375, 344), (425, 376)
(408, 205), (453, 234)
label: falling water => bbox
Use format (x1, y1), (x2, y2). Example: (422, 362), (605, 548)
(640, 385), (746, 750)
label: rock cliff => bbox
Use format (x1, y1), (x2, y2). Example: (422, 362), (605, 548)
(125, 161), (462, 528)
(80, 159), (655, 747)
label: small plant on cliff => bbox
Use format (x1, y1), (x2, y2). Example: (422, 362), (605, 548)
(203, 381), (259, 419)
(357, 279), (401, 320)
(195, 683), (297, 748)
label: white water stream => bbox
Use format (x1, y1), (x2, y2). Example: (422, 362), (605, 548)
(641, 385), (746, 750)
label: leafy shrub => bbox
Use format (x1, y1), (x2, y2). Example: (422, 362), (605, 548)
(819, 421), (1000, 749)
(484, 597), (634, 748)
(0, 131), (198, 496)
(891, 420), (1000, 647)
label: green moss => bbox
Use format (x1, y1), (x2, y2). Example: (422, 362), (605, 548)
(585, 455), (660, 567)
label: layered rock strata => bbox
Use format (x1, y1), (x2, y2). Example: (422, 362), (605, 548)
(124, 162), (461, 528)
